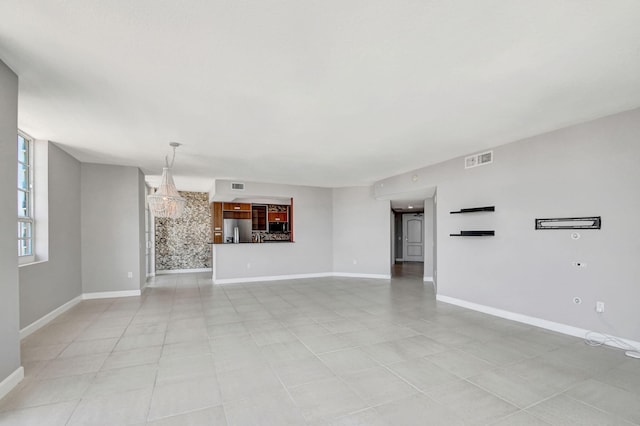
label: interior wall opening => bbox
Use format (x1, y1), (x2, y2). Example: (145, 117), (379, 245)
(388, 195), (436, 284)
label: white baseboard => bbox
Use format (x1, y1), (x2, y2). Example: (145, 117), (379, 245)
(20, 296), (82, 340)
(423, 276), (434, 282)
(333, 273), (391, 279)
(0, 367), (24, 400)
(20, 290), (144, 341)
(436, 295), (640, 351)
(214, 272), (333, 285)
(156, 268), (212, 275)
(214, 272), (393, 285)
(82, 290), (141, 300)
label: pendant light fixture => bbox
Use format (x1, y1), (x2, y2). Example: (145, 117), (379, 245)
(147, 142), (186, 218)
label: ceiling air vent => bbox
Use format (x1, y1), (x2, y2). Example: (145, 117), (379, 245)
(231, 182), (245, 191)
(465, 150), (493, 169)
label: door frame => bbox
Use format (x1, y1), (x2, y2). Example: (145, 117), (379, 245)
(402, 213), (425, 262)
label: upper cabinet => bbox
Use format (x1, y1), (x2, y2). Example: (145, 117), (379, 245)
(223, 202), (251, 211)
(222, 202), (251, 219)
(252, 205), (267, 231)
(267, 204), (288, 222)
(268, 212), (287, 222)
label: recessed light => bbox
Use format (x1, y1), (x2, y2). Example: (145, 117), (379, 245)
(408, 205), (413, 209)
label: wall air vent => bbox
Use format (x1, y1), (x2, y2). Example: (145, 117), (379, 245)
(465, 150), (493, 169)
(231, 182), (245, 191)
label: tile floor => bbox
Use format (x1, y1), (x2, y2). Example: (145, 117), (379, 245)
(1, 266), (639, 425)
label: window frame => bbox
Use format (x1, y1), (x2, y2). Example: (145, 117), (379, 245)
(18, 131), (35, 264)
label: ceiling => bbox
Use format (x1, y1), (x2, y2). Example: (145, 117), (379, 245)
(1, 1), (640, 189)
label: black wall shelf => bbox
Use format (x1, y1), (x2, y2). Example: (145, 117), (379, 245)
(450, 206), (495, 214)
(450, 230), (495, 237)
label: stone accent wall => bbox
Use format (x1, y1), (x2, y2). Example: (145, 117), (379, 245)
(155, 191), (211, 271)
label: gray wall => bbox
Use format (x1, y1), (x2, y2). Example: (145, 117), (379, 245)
(212, 180), (332, 280)
(81, 163), (145, 293)
(394, 213), (402, 260)
(19, 143), (82, 328)
(432, 190), (438, 286)
(424, 198), (434, 279)
(332, 186), (390, 276)
(375, 107), (640, 341)
(137, 169), (146, 288)
(0, 59), (21, 383)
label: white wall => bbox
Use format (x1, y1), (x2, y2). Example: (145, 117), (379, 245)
(0, 58), (21, 388)
(19, 143), (82, 328)
(81, 163), (146, 293)
(212, 180), (333, 281)
(375, 107), (640, 341)
(332, 186), (390, 277)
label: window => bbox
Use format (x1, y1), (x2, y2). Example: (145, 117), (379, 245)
(18, 132), (34, 260)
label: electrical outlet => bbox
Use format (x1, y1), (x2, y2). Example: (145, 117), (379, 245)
(596, 301), (605, 313)
(247, 263), (251, 269)
(127, 272), (133, 278)
(353, 259), (358, 265)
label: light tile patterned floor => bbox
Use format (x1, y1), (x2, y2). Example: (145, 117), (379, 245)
(1, 268), (639, 425)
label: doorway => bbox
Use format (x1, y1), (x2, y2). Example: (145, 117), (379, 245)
(390, 197), (436, 283)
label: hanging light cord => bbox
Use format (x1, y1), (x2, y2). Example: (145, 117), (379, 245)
(165, 143), (179, 168)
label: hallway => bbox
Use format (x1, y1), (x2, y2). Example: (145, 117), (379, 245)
(391, 262), (425, 280)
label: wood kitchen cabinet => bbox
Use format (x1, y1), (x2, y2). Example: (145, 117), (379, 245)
(223, 202), (251, 211)
(222, 202), (251, 219)
(252, 205), (267, 231)
(211, 202), (223, 244)
(267, 212), (288, 222)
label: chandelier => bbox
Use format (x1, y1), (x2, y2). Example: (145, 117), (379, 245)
(147, 142), (186, 219)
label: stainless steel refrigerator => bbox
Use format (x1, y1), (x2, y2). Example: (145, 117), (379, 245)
(223, 219), (252, 243)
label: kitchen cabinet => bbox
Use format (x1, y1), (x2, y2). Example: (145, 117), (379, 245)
(223, 202), (251, 220)
(211, 200), (293, 243)
(223, 202), (250, 211)
(252, 205), (267, 231)
(224, 211), (251, 219)
(267, 212), (287, 222)
(211, 202), (223, 244)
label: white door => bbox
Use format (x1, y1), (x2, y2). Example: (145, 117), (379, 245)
(403, 214), (424, 262)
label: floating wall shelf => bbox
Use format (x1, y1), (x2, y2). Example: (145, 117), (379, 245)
(450, 230), (495, 237)
(450, 206), (495, 214)
(450, 205), (495, 237)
